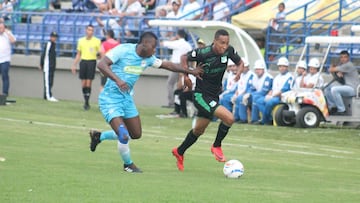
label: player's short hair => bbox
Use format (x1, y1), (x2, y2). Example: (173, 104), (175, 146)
(106, 29), (115, 39)
(86, 24), (94, 29)
(139, 31), (158, 43)
(340, 50), (349, 56)
(177, 29), (187, 39)
(214, 29), (229, 40)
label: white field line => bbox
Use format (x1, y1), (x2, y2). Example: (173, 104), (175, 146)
(1, 117), (359, 161)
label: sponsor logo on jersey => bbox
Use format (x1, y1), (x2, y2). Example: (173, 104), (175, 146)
(124, 66), (145, 75)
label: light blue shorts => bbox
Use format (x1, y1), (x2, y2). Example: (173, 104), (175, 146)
(98, 91), (139, 123)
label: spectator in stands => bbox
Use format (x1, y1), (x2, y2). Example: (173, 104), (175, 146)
(99, 29), (120, 91)
(113, 0), (127, 11)
(50, 0), (61, 10)
(40, 31), (59, 102)
(164, 0), (183, 38)
(110, 0), (144, 43)
(252, 57), (293, 125)
(249, 59), (273, 124)
(0, 22), (16, 97)
(324, 50), (359, 115)
(96, 14), (122, 39)
(181, 0), (202, 20)
(160, 29), (193, 108)
(155, 0), (173, 18)
(264, 2), (286, 57)
(140, 0), (157, 13)
(212, 0), (230, 21)
(302, 58), (324, 88)
(0, 0), (14, 21)
(292, 60), (307, 89)
(92, 0), (113, 11)
(255, 37), (265, 57)
(71, 25), (101, 110)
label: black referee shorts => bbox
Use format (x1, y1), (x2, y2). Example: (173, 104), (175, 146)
(79, 60), (97, 80)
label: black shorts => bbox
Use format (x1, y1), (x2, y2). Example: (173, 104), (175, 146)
(79, 60), (96, 80)
(193, 92), (220, 120)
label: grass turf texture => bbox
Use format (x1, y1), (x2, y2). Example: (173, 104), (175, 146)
(0, 97), (360, 203)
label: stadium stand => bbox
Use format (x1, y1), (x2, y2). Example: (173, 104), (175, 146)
(4, 0), (360, 69)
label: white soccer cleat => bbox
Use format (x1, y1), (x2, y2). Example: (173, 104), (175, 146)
(47, 97), (59, 102)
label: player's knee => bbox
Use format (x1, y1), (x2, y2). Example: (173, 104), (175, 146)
(130, 133), (141, 140)
(129, 131), (142, 139)
(223, 114), (235, 126)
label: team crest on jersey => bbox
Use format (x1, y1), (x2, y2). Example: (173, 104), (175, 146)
(209, 100), (217, 107)
(265, 81), (269, 86)
(221, 56), (227, 63)
(141, 60), (146, 67)
(191, 50), (197, 57)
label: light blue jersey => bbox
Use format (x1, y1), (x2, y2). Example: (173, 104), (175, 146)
(103, 43), (161, 93)
(99, 43), (162, 122)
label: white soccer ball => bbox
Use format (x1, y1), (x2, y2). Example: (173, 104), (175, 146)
(223, 159), (244, 178)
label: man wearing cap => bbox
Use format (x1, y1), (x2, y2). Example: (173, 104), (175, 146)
(252, 57), (293, 125)
(302, 58), (324, 88)
(292, 60), (307, 89)
(249, 59), (273, 124)
(40, 31), (59, 102)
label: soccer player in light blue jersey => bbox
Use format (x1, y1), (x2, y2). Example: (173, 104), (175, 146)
(89, 32), (203, 173)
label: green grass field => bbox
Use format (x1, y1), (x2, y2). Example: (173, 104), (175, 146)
(1, 97), (360, 203)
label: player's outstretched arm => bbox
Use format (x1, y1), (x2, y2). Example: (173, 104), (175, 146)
(160, 61), (203, 79)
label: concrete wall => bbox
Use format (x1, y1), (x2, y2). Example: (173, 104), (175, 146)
(3, 54), (171, 106)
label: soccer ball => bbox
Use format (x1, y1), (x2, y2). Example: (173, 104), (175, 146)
(223, 159), (244, 178)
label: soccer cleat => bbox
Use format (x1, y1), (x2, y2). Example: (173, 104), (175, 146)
(47, 97), (59, 102)
(211, 145), (226, 162)
(124, 163), (142, 173)
(83, 103), (90, 111)
(89, 130), (101, 152)
(172, 147), (184, 171)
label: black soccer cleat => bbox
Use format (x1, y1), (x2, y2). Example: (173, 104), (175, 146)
(89, 130), (101, 152)
(124, 163), (143, 173)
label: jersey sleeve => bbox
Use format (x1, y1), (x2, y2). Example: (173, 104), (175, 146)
(187, 48), (201, 62)
(76, 38), (81, 51)
(151, 57), (163, 69)
(105, 45), (122, 64)
(228, 46), (242, 65)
